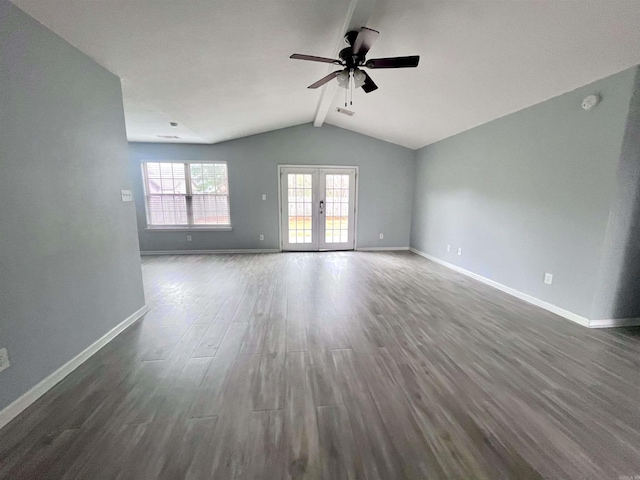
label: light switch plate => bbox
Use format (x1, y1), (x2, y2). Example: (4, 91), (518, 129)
(121, 190), (133, 202)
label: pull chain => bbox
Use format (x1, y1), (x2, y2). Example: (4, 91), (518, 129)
(350, 69), (353, 106)
(344, 80), (348, 107)
(344, 69), (355, 107)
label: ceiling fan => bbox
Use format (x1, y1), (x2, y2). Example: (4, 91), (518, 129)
(290, 27), (419, 106)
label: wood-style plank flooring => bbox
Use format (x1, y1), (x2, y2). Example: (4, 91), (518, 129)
(2, 251), (640, 479)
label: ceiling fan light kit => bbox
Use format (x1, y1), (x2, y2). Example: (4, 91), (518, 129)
(337, 69), (366, 89)
(290, 27), (420, 107)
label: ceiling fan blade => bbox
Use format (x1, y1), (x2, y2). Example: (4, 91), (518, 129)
(352, 27), (380, 56)
(361, 72), (378, 93)
(307, 71), (341, 89)
(290, 54), (341, 65)
(365, 55), (420, 69)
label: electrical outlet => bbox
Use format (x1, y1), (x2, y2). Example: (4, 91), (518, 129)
(457, 248), (462, 256)
(259, 234), (264, 241)
(120, 189), (133, 202)
(379, 233), (384, 240)
(0, 348), (10, 373)
(262, 194), (267, 201)
(187, 235), (192, 242)
(447, 245), (451, 252)
(544, 273), (553, 285)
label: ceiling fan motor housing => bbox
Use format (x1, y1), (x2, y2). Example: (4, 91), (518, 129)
(340, 30), (368, 67)
(339, 47), (364, 68)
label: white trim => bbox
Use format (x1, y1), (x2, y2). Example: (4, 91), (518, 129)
(277, 164), (283, 252)
(144, 226), (233, 232)
(140, 249), (280, 255)
(588, 317), (640, 328)
(409, 248), (591, 328)
(0, 304), (149, 431)
(356, 247), (410, 251)
(141, 160), (232, 230)
(353, 169), (359, 250)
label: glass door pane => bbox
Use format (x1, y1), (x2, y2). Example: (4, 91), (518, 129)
(324, 174), (350, 244)
(318, 168), (356, 251)
(281, 168), (318, 251)
(287, 173), (313, 244)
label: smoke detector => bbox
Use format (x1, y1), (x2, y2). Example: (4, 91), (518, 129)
(582, 94), (600, 111)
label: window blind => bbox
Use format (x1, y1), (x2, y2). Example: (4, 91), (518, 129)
(141, 161), (231, 227)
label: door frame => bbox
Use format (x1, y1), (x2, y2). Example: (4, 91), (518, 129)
(277, 164), (359, 252)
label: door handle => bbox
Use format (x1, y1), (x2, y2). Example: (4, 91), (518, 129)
(319, 200), (324, 214)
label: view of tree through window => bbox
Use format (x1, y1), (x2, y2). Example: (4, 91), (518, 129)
(141, 162), (230, 227)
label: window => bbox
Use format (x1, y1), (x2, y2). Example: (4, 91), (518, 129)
(141, 162), (231, 228)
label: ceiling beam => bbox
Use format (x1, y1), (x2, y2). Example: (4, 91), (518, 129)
(313, 0), (378, 127)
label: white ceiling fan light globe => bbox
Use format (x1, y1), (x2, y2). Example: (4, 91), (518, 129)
(337, 70), (350, 88)
(337, 69), (366, 89)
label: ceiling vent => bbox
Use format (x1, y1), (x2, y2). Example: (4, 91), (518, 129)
(336, 107), (355, 116)
(157, 135), (180, 139)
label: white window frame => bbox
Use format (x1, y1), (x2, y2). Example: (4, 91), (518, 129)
(141, 160), (232, 231)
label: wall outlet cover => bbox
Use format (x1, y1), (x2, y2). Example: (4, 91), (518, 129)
(187, 235), (192, 242)
(447, 245), (451, 252)
(259, 234), (264, 241)
(379, 233), (384, 239)
(457, 248), (462, 256)
(544, 273), (553, 285)
(262, 194), (267, 201)
(120, 189), (133, 202)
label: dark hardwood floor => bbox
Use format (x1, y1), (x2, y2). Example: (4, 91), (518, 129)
(1, 251), (640, 479)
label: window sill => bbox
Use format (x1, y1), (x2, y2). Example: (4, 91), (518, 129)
(145, 226), (233, 232)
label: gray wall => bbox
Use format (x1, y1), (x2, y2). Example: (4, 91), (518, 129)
(130, 123), (415, 252)
(411, 67), (638, 318)
(0, 1), (145, 410)
(592, 68), (640, 320)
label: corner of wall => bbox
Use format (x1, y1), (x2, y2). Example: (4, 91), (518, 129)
(590, 65), (640, 320)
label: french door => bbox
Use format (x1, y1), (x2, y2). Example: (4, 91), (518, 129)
(279, 166), (357, 251)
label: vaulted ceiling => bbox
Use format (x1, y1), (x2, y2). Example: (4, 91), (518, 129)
(11, 0), (640, 149)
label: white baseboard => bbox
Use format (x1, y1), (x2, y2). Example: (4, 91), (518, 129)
(588, 317), (640, 328)
(140, 249), (280, 255)
(356, 246), (410, 252)
(0, 304), (150, 431)
(409, 248), (592, 328)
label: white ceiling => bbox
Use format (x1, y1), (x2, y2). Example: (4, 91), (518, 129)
(11, 0), (640, 150)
